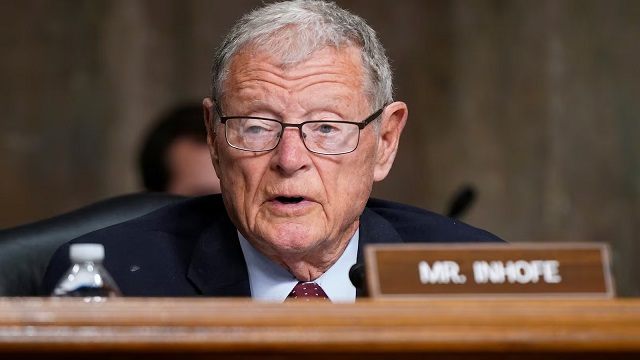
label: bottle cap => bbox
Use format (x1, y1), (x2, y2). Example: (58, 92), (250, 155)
(69, 243), (105, 263)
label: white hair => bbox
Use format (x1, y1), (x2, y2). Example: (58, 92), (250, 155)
(211, 0), (393, 112)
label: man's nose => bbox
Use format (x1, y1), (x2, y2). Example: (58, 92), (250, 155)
(270, 128), (311, 175)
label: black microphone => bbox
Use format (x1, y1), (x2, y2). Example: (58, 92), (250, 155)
(446, 185), (476, 219)
(349, 263), (367, 297)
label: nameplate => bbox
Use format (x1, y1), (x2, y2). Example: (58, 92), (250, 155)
(365, 243), (614, 298)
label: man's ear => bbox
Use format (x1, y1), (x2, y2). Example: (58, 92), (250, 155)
(373, 101), (408, 182)
(202, 98), (222, 177)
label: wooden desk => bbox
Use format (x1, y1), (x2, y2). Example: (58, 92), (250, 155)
(1, 298), (639, 359)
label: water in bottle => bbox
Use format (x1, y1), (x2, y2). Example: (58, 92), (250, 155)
(52, 243), (121, 300)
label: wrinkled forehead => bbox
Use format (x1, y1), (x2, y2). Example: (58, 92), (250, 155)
(218, 42), (369, 106)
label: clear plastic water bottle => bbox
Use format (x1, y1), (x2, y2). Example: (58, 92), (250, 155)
(52, 243), (121, 299)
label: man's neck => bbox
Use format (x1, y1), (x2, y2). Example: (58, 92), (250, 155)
(237, 228), (360, 302)
(247, 221), (359, 281)
(277, 226), (358, 281)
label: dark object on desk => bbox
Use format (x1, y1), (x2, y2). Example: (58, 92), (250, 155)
(446, 185), (476, 219)
(349, 263), (368, 297)
(0, 193), (185, 296)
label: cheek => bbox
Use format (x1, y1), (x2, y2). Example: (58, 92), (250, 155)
(323, 152), (376, 216)
(344, 162), (374, 198)
(218, 151), (269, 208)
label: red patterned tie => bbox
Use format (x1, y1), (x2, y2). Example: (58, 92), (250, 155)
(286, 282), (330, 302)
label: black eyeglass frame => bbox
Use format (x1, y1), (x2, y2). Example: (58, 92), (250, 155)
(213, 102), (385, 155)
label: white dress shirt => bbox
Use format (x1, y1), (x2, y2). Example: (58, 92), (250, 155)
(237, 230), (359, 303)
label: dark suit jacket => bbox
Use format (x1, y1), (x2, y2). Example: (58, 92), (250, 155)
(42, 194), (502, 297)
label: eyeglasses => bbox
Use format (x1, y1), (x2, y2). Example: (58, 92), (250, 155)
(215, 105), (384, 155)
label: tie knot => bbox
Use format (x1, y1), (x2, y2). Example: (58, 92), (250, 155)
(286, 282), (330, 301)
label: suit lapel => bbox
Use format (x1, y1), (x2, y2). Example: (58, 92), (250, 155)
(355, 207), (403, 297)
(187, 212), (251, 297)
(358, 207), (403, 261)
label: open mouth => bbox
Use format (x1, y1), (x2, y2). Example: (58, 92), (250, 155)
(274, 196), (305, 204)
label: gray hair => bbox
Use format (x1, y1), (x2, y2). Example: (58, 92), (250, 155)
(211, 0), (393, 112)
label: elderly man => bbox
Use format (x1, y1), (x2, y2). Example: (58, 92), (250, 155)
(43, 0), (501, 301)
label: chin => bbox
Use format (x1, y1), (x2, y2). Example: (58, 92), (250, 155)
(262, 224), (323, 253)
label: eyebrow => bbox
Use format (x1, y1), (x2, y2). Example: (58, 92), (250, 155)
(227, 92), (358, 119)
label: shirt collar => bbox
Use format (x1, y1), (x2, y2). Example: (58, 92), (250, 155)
(237, 230), (359, 303)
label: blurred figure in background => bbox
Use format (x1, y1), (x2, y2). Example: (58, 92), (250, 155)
(138, 104), (220, 196)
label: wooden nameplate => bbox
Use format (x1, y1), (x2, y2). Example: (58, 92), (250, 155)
(365, 243), (614, 298)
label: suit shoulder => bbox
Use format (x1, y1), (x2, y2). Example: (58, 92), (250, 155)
(53, 194), (224, 242)
(42, 195), (227, 295)
(365, 198), (503, 243)
(121, 194), (226, 233)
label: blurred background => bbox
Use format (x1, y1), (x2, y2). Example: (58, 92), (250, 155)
(1, 0), (638, 295)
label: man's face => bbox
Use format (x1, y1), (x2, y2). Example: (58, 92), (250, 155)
(204, 46), (405, 267)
